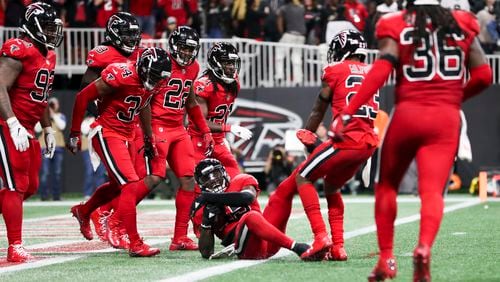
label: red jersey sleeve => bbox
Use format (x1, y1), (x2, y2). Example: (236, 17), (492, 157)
(193, 76), (213, 99)
(86, 46), (112, 68)
(321, 65), (338, 88)
(232, 174), (260, 195)
(1, 39), (27, 60)
(101, 64), (123, 89)
(453, 10), (480, 38)
(375, 12), (402, 41)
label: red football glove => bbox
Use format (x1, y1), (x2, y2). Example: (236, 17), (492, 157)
(203, 133), (215, 157)
(296, 129), (319, 153)
(328, 114), (352, 142)
(66, 131), (81, 155)
(143, 134), (158, 159)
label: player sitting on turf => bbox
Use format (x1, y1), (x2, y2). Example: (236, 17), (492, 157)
(192, 158), (312, 260)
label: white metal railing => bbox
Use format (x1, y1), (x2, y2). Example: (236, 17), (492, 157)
(1, 27), (499, 88)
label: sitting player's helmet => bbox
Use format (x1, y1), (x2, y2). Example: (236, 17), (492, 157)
(105, 12), (141, 55)
(137, 47), (172, 91)
(208, 42), (241, 84)
(20, 2), (63, 49)
(194, 158), (230, 193)
(168, 26), (200, 66)
(327, 30), (367, 63)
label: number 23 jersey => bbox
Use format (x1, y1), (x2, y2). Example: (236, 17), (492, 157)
(150, 58), (200, 127)
(1, 38), (56, 135)
(376, 10), (479, 107)
(323, 60), (379, 148)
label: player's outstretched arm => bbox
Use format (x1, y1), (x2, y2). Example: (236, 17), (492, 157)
(304, 82), (331, 133)
(0, 56), (22, 121)
(463, 38), (492, 102)
(197, 186), (257, 207)
(67, 79), (113, 154)
(80, 67), (102, 116)
(199, 226), (215, 259)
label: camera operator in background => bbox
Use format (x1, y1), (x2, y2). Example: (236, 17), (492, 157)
(36, 97), (67, 201)
(264, 145), (295, 192)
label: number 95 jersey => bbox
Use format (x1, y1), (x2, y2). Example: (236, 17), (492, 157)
(150, 59), (200, 127)
(96, 62), (151, 140)
(1, 38), (56, 135)
(376, 10), (479, 107)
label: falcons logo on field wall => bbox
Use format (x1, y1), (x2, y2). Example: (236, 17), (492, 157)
(227, 98), (302, 163)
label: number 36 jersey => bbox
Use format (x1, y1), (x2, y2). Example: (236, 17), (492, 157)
(150, 58), (200, 127)
(96, 62), (151, 140)
(376, 10), (479, 107)
(323, 60), (379, 148)
(0, 38), (56, 135)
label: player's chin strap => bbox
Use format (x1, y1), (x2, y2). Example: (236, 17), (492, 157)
(413, 0), (440, 5)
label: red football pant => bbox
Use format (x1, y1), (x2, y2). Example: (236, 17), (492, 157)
(0, 125), (42, 245)
(375, 105), (459, 258)
(234, 211), (294, 259)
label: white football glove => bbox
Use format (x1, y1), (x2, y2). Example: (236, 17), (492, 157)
(43, 127), (56, 159)
(6, 117), (32, 152)
(230, 125), (253, 141)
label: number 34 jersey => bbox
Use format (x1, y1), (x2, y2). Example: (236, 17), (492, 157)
(150, 58), (200, 127)
(323, 60), (379, 148)
(96, 62), (151, 140)
(0, 38), (56, 135)
(376, 10), (479, 107)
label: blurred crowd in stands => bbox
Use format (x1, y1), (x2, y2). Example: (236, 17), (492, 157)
(0, 0), (499, 53)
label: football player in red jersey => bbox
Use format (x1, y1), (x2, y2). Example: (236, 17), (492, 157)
(70, 12), (142, 245)
(0, 2), (63, 262)
(263, 30), (379, 261)
(330, 1), (492, 280)
(137, 26), (214, 251)
(189, 42), (253, 180)
(192, 159), (311, 260)
(67, 47), (172, 257)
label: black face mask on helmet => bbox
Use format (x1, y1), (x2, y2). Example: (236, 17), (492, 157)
(208, 42), (241, 84)
(21, 2), (64, 49)
(194, 158), (230, 193)
(137, 47), (172, 92)
(168, 26), (200, 66)
(327, 29), (367, 64)
(105, 12), (141, 55)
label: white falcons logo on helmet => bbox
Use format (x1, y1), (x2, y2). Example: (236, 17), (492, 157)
(25, 3), (45, 20)
(338, 32), (348, 47)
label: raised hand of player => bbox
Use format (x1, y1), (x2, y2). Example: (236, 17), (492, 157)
(43, 127), (56, 159)
(143, 134), (158, 159)
(203, 133), (215, 157)
(296, 129), (319, 153)
(230, 125), (253, 141)
(66, 131), (81, 154)
(329, 114), (352, 142)
(6, 117), (33, 152)
(201, 204), (221, 229)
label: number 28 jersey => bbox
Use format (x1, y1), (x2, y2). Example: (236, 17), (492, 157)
(323, 60), (379, 148)
(0, 38), (56, 135)
(150, 58), (200, 127)
(376, 10), (479, 107)
(96, 62), (151, 140)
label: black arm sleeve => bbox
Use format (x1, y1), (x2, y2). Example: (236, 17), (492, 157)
(202, 191), (255, 207)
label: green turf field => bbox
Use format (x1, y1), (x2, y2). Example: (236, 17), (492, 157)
(0, 196), (498, 282)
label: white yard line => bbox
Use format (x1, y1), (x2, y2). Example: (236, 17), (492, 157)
(160, 199), (481, 282)
(0, 256), (85, 274)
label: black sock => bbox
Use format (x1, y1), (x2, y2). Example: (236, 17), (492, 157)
(292, 242), (310, 256)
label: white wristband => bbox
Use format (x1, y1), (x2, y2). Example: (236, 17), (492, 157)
(6, 116), (18, 127)
(43, 127), (55, 134)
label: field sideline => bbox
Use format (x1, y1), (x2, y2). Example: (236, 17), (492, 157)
(0, 196), (498, 281)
